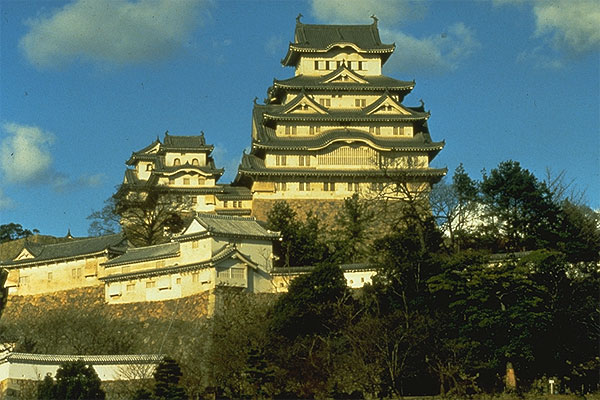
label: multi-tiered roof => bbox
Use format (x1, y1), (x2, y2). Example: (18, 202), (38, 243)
(234, 17), (446, 197)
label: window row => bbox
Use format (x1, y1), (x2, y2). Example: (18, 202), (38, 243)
(168, 177), (206, 185)
(275, 182), (362, 192)
(278, 125), (413, 137)
(223, 200), (244, 208)
(314, 60), (365, 71)
(172, 158), (200, 166)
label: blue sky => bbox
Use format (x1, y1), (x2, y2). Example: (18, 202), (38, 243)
(1, 0), (599, 237)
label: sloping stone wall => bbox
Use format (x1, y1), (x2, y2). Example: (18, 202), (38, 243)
(2, 287), (209, 323)
(252, 198), (345, 225)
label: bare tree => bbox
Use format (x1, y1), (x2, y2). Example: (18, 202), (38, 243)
(114, 184), (192, 247)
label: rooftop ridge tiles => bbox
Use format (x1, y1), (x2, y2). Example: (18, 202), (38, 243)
(8, 353), (164, 364)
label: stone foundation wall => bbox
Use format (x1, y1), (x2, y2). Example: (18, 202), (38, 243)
(2, 287), (210, 324)
(252, 198), (345, 226)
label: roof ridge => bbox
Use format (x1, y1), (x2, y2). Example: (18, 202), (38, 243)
(36, 232), (123, 248)
(196, 213), (255, 221)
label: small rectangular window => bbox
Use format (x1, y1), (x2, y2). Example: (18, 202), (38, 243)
(127, 283), (135, 292)
(192, 240), (199, 249)
(192, 272), (199, 283)
(169, 178), (175, 185)
(183, 178), (190, 185)
(146, 281), (156, 289)
(224, 201), (228, 208)
(393, 126), (400, 135)
(314, 60), (319, 70)
(48, 272), (53, 281)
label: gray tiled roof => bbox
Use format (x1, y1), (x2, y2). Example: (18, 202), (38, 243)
(237, 153), (447, 179)
(163, 133), (208, 148)
(272, 71), (414, 92)
(252, 126), (444, 153)
(282, 19), (394, 66)
(127, 133), (214, 165)
(259, 102), (428, 123)
(1, 233), (127, 267)
(100, 244), (258, 282)
(102, 242), (180, 267)
(185, 214), (280, 240)
(9, 352), (163, 365)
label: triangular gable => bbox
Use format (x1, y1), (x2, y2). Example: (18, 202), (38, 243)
(366, 95), (411, 115)
(14, 248), (35, 261)
(145, 142), (161, 154)
(182, 219), (208, 236)
(214, 249), (260, 271)
(322, 67), (368, 85)
(132, 140), (161, 156)
(283, 93), (328, 115)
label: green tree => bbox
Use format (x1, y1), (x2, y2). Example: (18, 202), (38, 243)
(329, 193), (374, 263)
(430, 164), (479, 252)
(266, 201), (328, 267)
(266, 201), (301, 267)
(0, 223), (38, 243)
(267, 263), (354, 398)
(269, 262), (350, 338)
(556, 200), (600, 262)
(480, 160), (561, 252)
(43, 360), (106, 400)
(37, 375), (55, 400)
(153, 357), (187, 400)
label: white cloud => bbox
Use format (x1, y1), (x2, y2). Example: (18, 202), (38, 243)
(20, 0), (207, 68)
(265, 35), (285, 56)
(533, 0), (600, 55)
(383, 23), (480, 73)
(311, 0), (426, 25)
(0, 123), (54, 183)
(517, 46), (564, 69)
(0, 123), (106, 193)
(0, 189), (15, 210)
(52, 173), (105, 193)
(495, 0), (599, 62)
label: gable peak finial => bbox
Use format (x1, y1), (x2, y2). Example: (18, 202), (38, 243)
(370, 14), (378, 24)
(296, 13), (303, 24)
(164, 130), (169, 137)
(253, 96), (259, 105)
